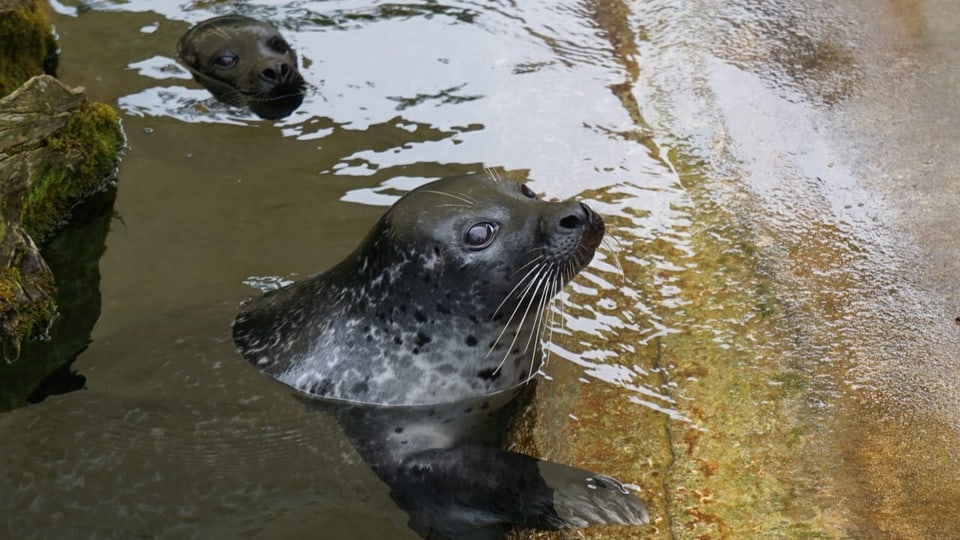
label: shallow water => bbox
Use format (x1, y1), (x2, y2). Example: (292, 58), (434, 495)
(2, 0), (959, 538)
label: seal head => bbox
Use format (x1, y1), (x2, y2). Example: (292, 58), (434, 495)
(177, 15), (305, 119)
(233, 172), (605, 405)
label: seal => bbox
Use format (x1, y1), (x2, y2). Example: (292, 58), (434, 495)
(233, 172), (648, 538)
(233, 172), (604, 406)
(176, 15), (305, 119)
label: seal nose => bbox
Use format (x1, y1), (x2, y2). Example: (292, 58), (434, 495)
(558, 202), (595, 230)
(261, 62), (294, 84)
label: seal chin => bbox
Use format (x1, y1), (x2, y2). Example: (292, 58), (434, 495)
(246, 82), (306, 120)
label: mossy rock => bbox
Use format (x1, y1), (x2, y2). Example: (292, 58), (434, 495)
(0, 0), (58, 96)
(0, 75), (124, 361)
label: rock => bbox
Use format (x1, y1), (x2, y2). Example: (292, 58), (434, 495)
(0, 74), (123, 361)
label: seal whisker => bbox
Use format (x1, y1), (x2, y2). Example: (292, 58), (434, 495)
(492, 264), (553, 374)
(575, 243), (590, 270)
(540, 267), (564, 372)
(485, 262), (550, 362)
(511, 253), (547, 277)
(484, 262), (549, 365)
(522, 269), (552, 356)
(421, 189), (477, 207)
(600, 236), (626, 281)
(492, 260), (546, 319)
(524, 265), (560, 380)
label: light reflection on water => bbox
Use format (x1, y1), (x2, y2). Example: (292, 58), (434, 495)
(64, 0), (668, 199)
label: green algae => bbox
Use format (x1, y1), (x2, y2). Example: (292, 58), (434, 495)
(0, 261), (55, 358)
(508, 150), (834, 540)
(20, 102), (123, 241)
(0, 0), (58, 97)
(1, 95), (122, 363)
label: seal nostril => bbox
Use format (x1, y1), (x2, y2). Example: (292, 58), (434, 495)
(559, 214), (583, 229)
(262, 63), (293, 83)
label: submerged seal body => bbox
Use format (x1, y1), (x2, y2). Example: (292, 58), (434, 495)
(177, 15), (305, 119)
(233, 172), (648, 537)
(234, 172), (604, 406)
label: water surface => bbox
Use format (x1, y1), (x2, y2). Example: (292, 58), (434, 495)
(3, 0), (958, 538)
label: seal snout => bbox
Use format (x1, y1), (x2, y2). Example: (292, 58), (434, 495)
(260, 61), (297, 85)
(548, 201), (605, 261)
(558, 202), (592, 231)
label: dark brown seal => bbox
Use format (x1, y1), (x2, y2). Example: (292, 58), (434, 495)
(177, 15), (305, 119)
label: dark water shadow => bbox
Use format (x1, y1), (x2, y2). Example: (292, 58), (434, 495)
(0, 185), (116, 411)
(0, 300), (417, 539)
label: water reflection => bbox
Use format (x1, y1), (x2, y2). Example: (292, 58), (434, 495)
(51, 0), (668, 197)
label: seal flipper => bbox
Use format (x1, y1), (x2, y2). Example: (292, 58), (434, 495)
(382, 446), (648, 539)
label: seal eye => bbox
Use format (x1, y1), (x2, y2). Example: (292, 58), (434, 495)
(464, 222), (498, 250)
(268, 36), (290, 54)
(213, 53), (238, 68)
(520, 184), (538, 199)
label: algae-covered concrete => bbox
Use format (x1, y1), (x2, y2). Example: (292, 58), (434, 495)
(509, 160), (833, 539)
(512, 0), (960, 538)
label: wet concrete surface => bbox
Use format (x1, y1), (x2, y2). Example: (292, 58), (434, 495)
(514, 0), (960, 538)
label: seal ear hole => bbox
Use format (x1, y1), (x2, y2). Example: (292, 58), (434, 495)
(520, 184), (538, 199)
(463, 222), (498, 250)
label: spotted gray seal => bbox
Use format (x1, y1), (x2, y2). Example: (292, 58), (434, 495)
(176, 15), (305, 119)
(233, 172), (606, 406)
(233, 172), (648, 538)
